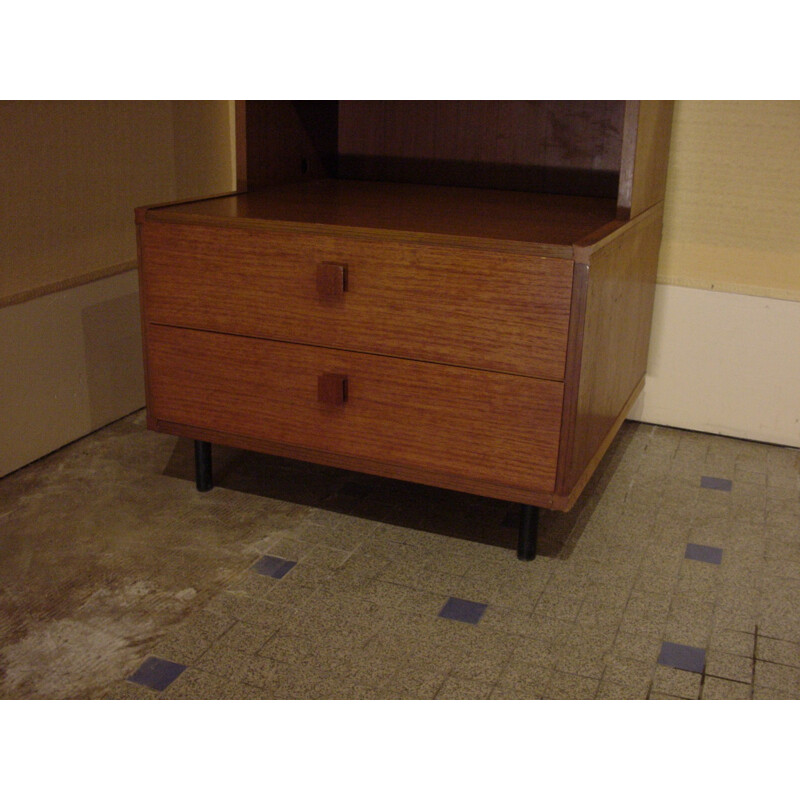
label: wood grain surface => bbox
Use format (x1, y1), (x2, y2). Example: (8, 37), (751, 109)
(139, 220), (574, 380)
(146, 324), (564, 493)
(338, 101), (624, 171)
(558, 206), (664, 495)
(617, 101), (674, 218)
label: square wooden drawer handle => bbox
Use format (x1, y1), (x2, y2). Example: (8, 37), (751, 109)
(318, 373), (348, 405)
(316, 262), (348, 300)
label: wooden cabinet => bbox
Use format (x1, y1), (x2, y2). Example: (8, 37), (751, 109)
(136, 100), (673, 558)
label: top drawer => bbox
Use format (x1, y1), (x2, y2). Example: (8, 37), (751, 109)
(138, 221), (573, 380)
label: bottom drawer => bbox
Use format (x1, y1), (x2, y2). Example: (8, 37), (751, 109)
(146, 325), (564, 493)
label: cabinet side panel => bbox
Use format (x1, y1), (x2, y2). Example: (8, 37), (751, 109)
(558, 207), (664, 496)
(618, 101), (674, 218)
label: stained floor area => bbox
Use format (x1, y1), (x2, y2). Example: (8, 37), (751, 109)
(1, 410), (799, 700)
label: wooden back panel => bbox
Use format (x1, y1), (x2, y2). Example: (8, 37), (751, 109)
(236, 101), (674, 212)
(236, 100), (338, 190)
(337, 100), (626, 197)
(237, 101), (628, 196)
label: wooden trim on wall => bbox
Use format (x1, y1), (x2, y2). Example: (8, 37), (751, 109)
(235, 99), (248, 192)
(616, 100), (640, 219)
(617, 101), (674, 219)
(0, 259), (138, 310)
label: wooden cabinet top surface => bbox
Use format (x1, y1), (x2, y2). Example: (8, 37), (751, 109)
(142, 179), (620, 258)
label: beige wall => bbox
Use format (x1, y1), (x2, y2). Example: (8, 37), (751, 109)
(0, 271), (145, 476)
(0, 101), (235, 307)
(631, 100), (800, 447)
(657, 101), (800, 302)
(1, 101), (235, 477)
(171, 101), (238, 200)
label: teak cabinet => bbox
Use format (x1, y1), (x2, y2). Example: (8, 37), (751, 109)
(136, 101), (673, 559)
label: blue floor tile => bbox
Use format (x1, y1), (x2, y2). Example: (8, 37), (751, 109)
(127, 656), (187, 691)
(438, 597), (488, 625)
(685, 543), (723, 564)
(252, 555), (296, 578)
(700, 476), (732, 491)
(658, 641), (706, 674)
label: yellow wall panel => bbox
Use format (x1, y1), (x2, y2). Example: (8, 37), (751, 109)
(660, 100), (800, 301)
(0, 101), (236, 475)
(171, 100), (237, 199)
(0, 101), (234, 307)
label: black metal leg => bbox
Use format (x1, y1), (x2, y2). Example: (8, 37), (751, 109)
(194, 440), (213, 492)
(517, 504), (539, 560)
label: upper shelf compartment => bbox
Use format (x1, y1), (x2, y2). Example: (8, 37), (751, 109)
(236, 100), (673, 220)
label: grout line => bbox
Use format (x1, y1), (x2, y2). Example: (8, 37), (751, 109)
(698, 662), (707, 699)
(750, 625), (758, 699)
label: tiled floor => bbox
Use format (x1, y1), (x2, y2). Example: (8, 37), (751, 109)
(1, 410), (798, 700)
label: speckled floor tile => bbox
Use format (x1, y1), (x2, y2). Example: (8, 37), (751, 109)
(449, 639), (515, 684)
(754, 660), (800, 694)
(601, 656), (654, 696)
(553, 640), (609, 681)
(595, 679), (649, 700)
(378, 664), (450, 699)
(709, 628), (756, 658)
(435, 676), (493, 699)
(489, 685), (543, 700)
(495, 660), (553, 698)
(162, 667), (269, 699)
(3, 410), (799, 700)
(509, 637), (561, 671)
(757, 636), (800, 666)
(701, 676), (752, 700)
(651, 665), (702, 699)
(752, 686), (798, 700)
(214, 620), (276, 655)
(545, 671), (600, 700)
(479, 605), (534, 636)
(534, 592), (584, 622)
(153, 610), (236, 663)
(611, 632), (663, 663)
(101, 680), (161, 700)
(705, 650), (754, 683)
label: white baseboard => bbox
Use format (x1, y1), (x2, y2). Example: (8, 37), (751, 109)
(0, 270), (145, 477)
(629, 283), (800, 448)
